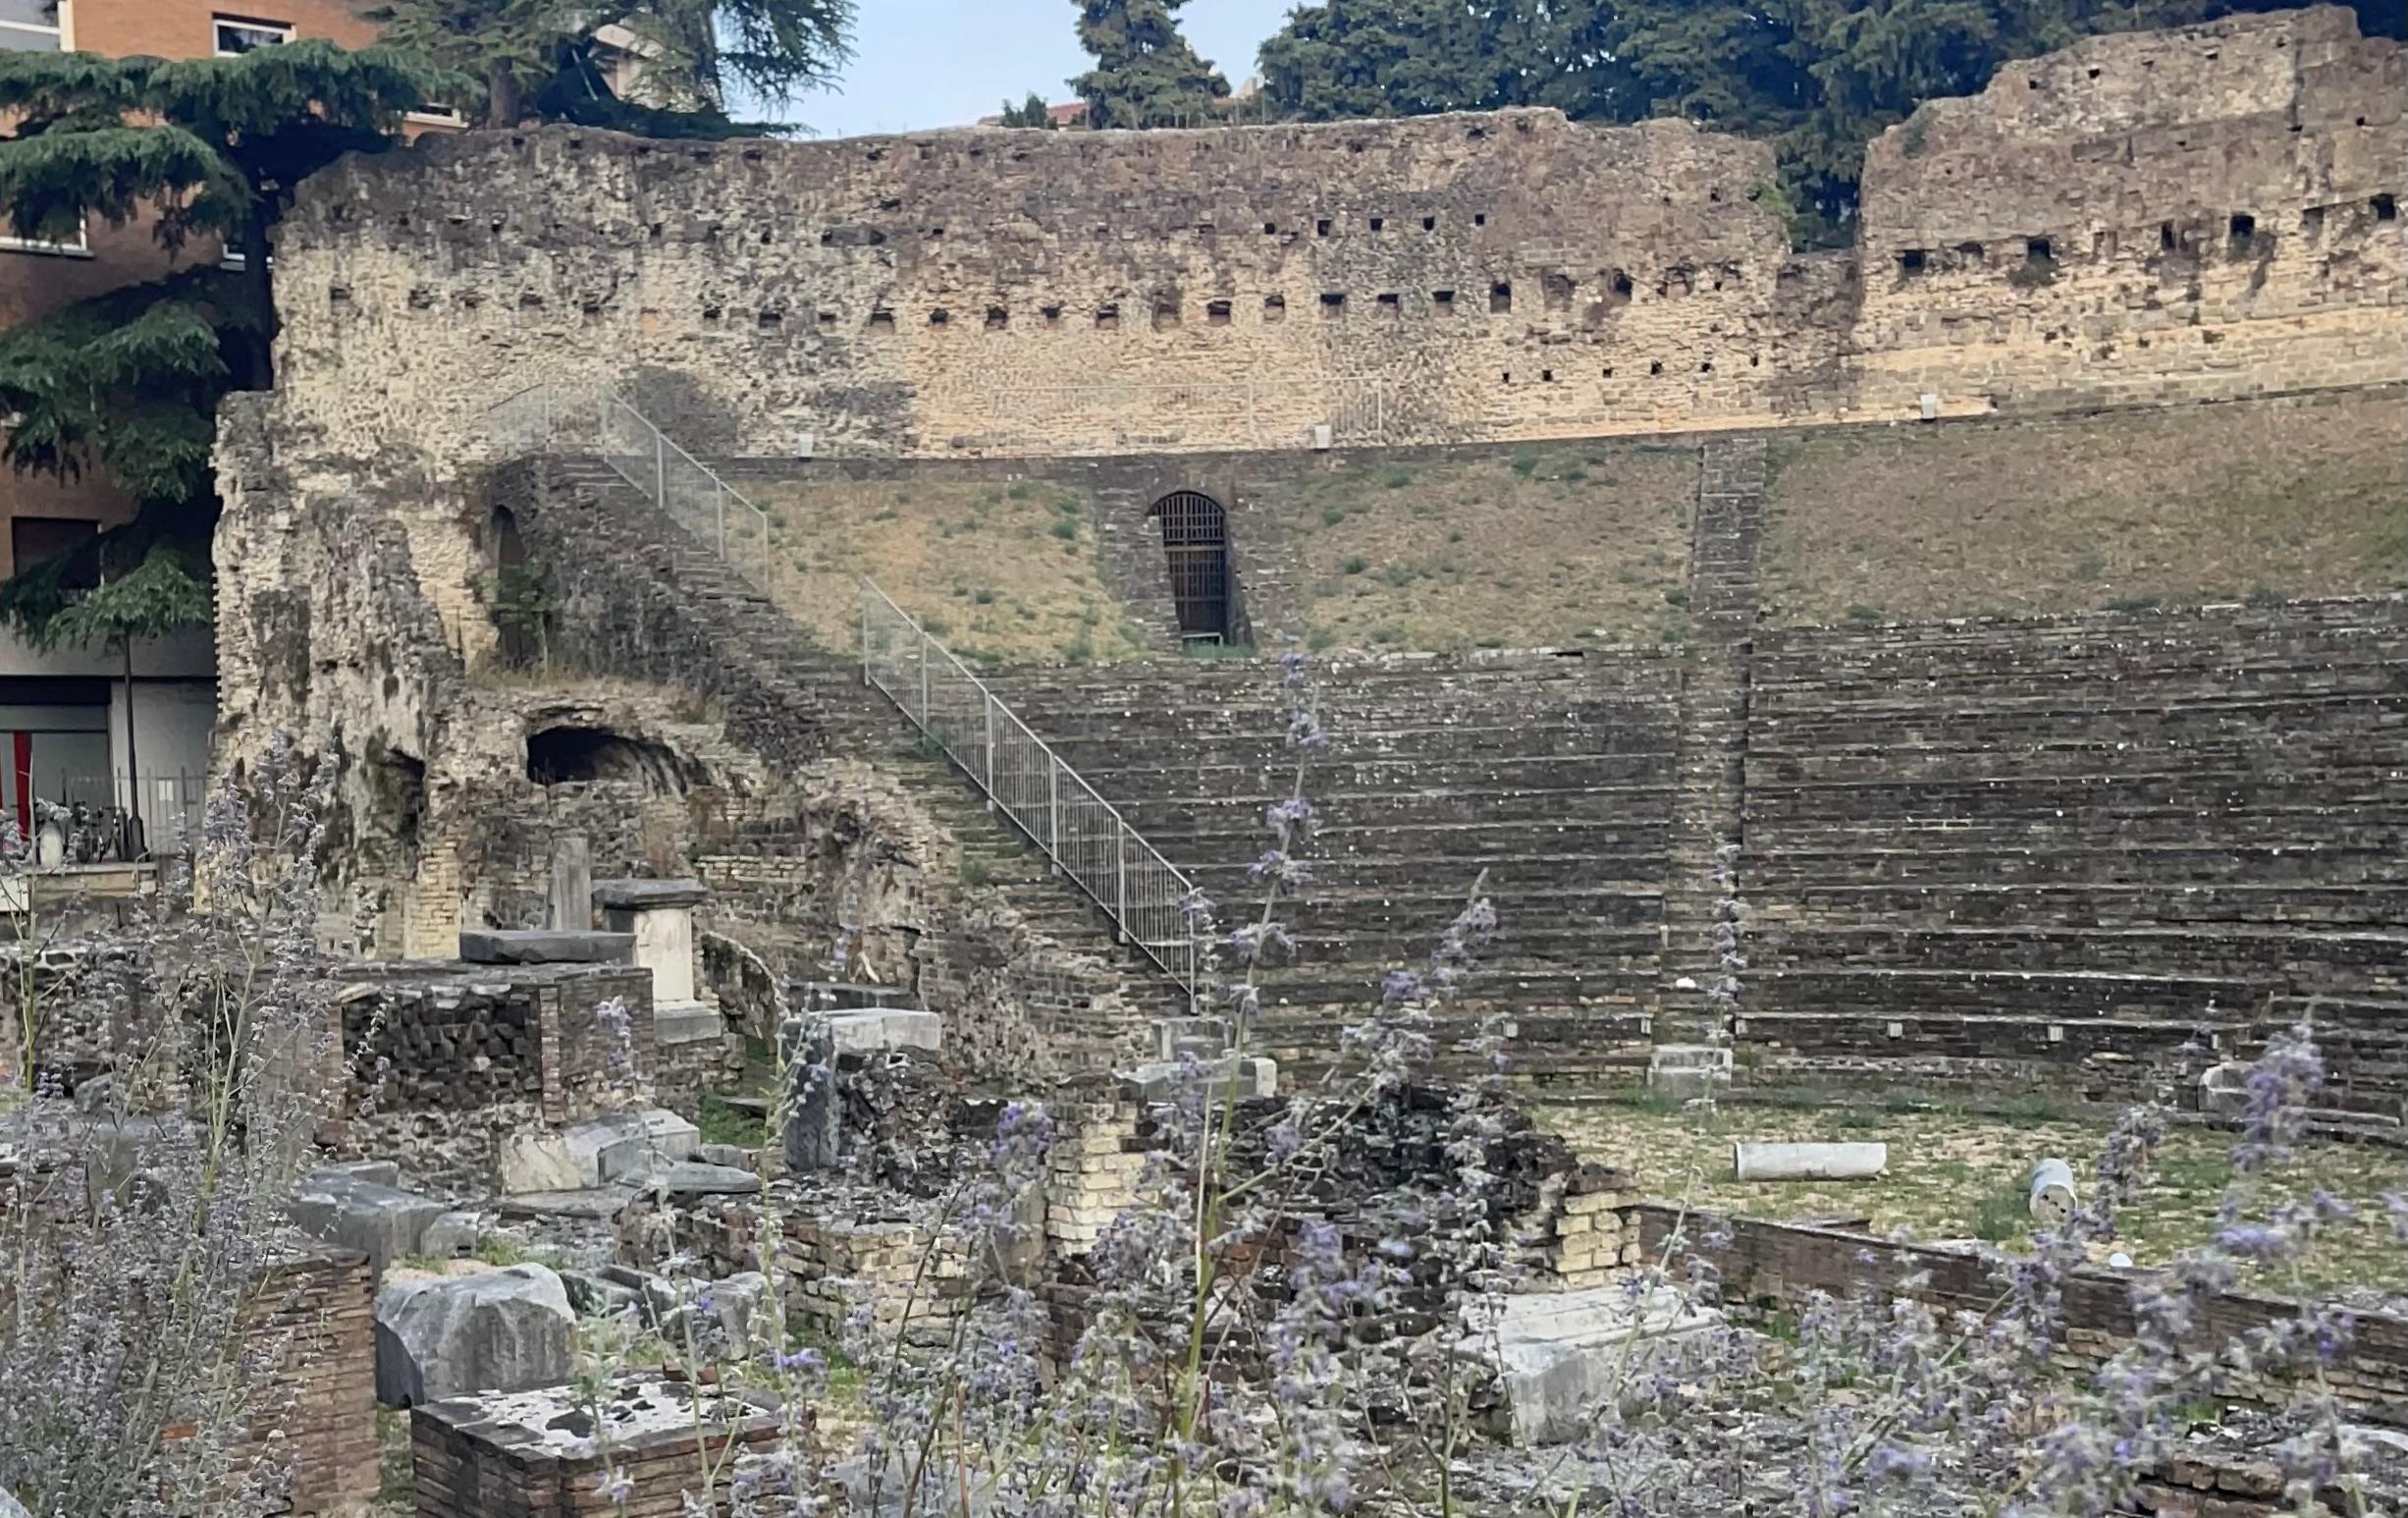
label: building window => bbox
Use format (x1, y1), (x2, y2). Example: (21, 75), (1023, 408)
(9, 516), (98, 590)
(213, 16), (294, 55)
(0, 213), (90, 257)
(0, 0), (60, 52)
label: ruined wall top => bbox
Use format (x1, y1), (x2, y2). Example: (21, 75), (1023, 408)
(255, 6), (2403, 463)
(1860, 6), (2404, 246)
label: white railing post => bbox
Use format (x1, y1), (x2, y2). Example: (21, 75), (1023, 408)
(1115, 831), (1127, 944)
(918, 628), (931, 724)
(1047, 761), (1060, 859)
(983, 692), (995, 794)
(716, 486), (727, 556)
(653, 429), (666, 510)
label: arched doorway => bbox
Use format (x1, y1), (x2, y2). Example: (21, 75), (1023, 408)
(1151, 490), (1231, 643)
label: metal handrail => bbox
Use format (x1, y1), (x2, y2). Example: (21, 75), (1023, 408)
(481, 383), (1200, 998)
(859, 578), (1201, 996)
(481, 384), (777, 595)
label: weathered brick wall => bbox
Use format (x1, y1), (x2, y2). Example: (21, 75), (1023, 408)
(260, 9), (2400, 473)
(245, 1248), (380, 1518)
(1634, 1205), (2408, 1411)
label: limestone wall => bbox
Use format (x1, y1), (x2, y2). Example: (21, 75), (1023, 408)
(258, 8), (2401, 472)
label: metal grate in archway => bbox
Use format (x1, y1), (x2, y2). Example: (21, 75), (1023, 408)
(1152, 490), (1231, 641)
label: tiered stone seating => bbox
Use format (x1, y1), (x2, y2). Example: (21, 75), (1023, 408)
(1739, 597), (2408, 1101)
(983, 652), (1684, 1078)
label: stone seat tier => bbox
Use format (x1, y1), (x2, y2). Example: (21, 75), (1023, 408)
(1066, 752), (1677, 791)
(1752, 881), (2408, 930)
(1749, 923), (2408, 986)
(1756, 741), (2402, 784)
(1112, 783), (1668, 832)
(1745, 772), (2408, 818)
(1141, 816), (1667, 857)
(1743, 842), (2408, 889)
(1730, 1011), (2230, 1080)
(1744, 966), (2263, 1020)
(1039, 726), (1671, 769)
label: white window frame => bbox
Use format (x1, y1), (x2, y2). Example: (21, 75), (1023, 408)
(0, 213), (92, 258)
(0, 20), (60, 50)
(405, 104), (467, 128)
(212, 15), (293, 56)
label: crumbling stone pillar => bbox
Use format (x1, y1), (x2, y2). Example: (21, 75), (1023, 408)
(547, 835), (592, 931)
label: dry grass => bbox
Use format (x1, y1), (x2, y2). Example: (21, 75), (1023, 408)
(749, 477), (1156, 664)
(1538, 1096), (2408, 1295)
(1759, 391), (2408, 626)
(1286, 442), (1697, 653)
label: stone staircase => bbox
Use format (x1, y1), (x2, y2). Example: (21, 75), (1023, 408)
(1656, 435), (1769, 1046)
(530, 455), (1193, 1035)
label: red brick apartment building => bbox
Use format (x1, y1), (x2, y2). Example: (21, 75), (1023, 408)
(0, 1), (447, 849)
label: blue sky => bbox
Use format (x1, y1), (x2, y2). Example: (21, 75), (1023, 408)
(771, 0), (1299, 137)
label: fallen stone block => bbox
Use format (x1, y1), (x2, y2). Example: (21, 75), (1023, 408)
(824, 1008), (943, 1057)
(498, 1109), (701, 1194)
(592, 879), (710, 910)
(1119, 1056), (1278, 1105)
(373, 1264), (574, 1407)
(1475, 1286), (1725, 1446)
(457, 929), (634, 965)
(642, 1161), (763, 1197)
(421, 1212), (483, 1259)
(655, 1002), (723, 1047)
(1646, 1044), (1733, 1100)
(288, 1168), (448, 1278)
(562, 1269), (643, 1320)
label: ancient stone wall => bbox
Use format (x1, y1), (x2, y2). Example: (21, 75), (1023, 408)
(335, 961), (656, 1194)
(1633, 1206), (2408, 1411)
(259, 8), (2400, 479)
(1855, 8), (2404, 418)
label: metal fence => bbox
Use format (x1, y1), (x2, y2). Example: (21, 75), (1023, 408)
(594, 395), (776, 595)
(15, 770), (208, 862)
(482, 384), (1200, 999)
(861, 581), (1200, 998)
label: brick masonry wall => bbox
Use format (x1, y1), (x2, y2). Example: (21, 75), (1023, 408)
(259, 10), (2400, 475)
(1633, 1204), (2408, 1412)
(244, 1248), (380, 1518)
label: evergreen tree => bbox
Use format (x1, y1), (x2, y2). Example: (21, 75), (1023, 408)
(1256, 0), (2402, 238)
(1071, 0), (1230, 129)
(0, 41), (452, 639)
(1258, 0), (1626, 122)
(998, 91), (1061, 128)
(364, 0), (855, 129)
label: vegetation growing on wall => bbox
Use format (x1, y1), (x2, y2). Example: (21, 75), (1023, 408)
(1070, 0), (1230, 129)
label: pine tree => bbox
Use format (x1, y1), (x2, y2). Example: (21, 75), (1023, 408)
(1071, 0), (1230, 130)
(365, 0), (855, 128)
(1258, 0), (1626, 123)
(0, 41), (452, 636)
